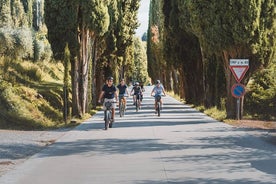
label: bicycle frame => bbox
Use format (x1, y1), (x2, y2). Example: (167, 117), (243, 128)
(104, 101), (113, 130)
(135, 94), (141, 112)
(156, 95), (161, 117)
(119, 95), (126, 117)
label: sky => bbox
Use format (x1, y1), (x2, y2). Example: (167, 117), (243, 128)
(136, 0), (150, 38)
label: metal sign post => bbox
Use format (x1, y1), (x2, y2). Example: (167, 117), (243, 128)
(237, 98), (240, 120)
(231, 83), (246, 120)
(229, 59), (249, 120)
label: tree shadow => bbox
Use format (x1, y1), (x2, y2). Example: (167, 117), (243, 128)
(34, 132), (276, 183)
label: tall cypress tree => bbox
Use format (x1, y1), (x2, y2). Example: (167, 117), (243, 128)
(115, 0), (140, 79)
(45, 0), (110, 117)
(180, 0), (276, 118)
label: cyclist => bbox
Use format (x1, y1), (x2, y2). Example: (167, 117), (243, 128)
(151, 80), (166, 113)
(98, 77), (118, 122)
(131, 82), (142, 109)
(117, 78), (129, 110)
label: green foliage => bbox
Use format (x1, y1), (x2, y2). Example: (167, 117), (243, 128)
(133, 36), (150, 83)
(0, 57), (65, 129)
(147, 0), (276, 119)
(179, 0), (276, 68)
(1, 58), (42, 83)
(0, 27), (33, 59)
(63, 43), (71, 119)
(82, 0), (110, 36)
(44, 0), (79, 59)
(11, 0), (28, 27)
(148, 0), (165, 80)
(245, 64), (276, 120)
(0, 0), (50, 61)
(0, 82), (62, 129)
(203, 107), (227, 122)
(0, 0), (12, 26)
(33, 33), (53, 62)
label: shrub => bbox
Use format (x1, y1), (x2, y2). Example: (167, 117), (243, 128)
(34, 34), (53, 62)
(0, 27), (33, 59)
(245, 66), (276, 120)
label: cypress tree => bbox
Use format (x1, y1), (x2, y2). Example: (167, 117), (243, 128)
(178, 0), (276, 118)
(45, 0), (110, 117)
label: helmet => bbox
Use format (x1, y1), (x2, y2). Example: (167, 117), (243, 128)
(156, 80), (160, 84)
(107, 76), (113, 81)
(135, 82), (139, 86)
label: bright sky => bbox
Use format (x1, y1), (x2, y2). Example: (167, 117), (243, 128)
(136, 0), (150, 38)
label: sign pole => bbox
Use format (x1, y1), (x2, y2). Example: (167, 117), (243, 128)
(237, 98), (240, 120)
(230, 59), (249, 120)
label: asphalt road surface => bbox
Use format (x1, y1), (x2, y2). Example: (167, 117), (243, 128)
(0, 86), (276, 184)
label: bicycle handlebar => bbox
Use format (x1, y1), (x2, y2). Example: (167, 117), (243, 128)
(151, 94), (166, 97)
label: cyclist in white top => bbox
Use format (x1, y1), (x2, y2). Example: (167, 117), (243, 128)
(151, 80), (166, 112)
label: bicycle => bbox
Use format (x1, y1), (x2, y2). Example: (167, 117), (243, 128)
(119, 94), (128, 117)
(153, 95), (164, 117)
(133, 94), (141, 112)
(103, 101), (117, 130)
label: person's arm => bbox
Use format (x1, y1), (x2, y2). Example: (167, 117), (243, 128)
(130, 87), (134, 95)
(114, 88), (118, 102)
(126, 86), (130, 96)
(151, 88), (154, 96)
(162, 87), (166, 96)
(98, 91), (104, 103)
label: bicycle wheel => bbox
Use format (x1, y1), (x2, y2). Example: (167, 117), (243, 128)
(157, 102), (160, 117)
(121, 103), (125, 117)
(119, 101), (123, 117)
(136, 98), (139, 112)
(104, 110), (110, 130)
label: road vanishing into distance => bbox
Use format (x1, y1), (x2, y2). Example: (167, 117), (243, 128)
(1, 86), (276, 184)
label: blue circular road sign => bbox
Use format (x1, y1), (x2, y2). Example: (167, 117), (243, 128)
(231, 84), (246, 98)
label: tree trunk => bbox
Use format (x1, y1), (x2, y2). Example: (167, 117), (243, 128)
(172, 67), (179, 93)
(91, 36), (98, 108)
(71, 55), (81, 117)
(178, 68), (185, 99)
(80, 28), (89, 115)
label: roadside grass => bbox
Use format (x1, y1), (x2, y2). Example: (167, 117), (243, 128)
(167, 91), (276, 130)
(0, 58), (71, 130)
(167, 91), (226, 122)
(0, 57), (103, 130)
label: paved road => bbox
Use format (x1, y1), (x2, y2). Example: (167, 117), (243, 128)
(1, 86), (276, 184)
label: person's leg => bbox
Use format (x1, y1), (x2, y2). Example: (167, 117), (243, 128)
(123, 97), (127, 109)
(133, 95), (136, 105)
(118, 96), (122, 111)
(111, 108), (115, 120)
(138, 95), (141, 108)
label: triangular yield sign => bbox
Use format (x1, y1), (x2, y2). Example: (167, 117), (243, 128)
(229, 66), (249, 82)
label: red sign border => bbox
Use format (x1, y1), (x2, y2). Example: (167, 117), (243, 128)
(231, 83), (246, 98)
(229, 66), (249, 82)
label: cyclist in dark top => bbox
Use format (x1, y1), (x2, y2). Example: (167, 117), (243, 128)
(98, 77), (118, 121)
(117, 78), (129, 110)
(131, 82), (142, 109)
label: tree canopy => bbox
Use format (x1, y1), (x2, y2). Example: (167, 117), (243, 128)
(148, 0), (276, 119)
